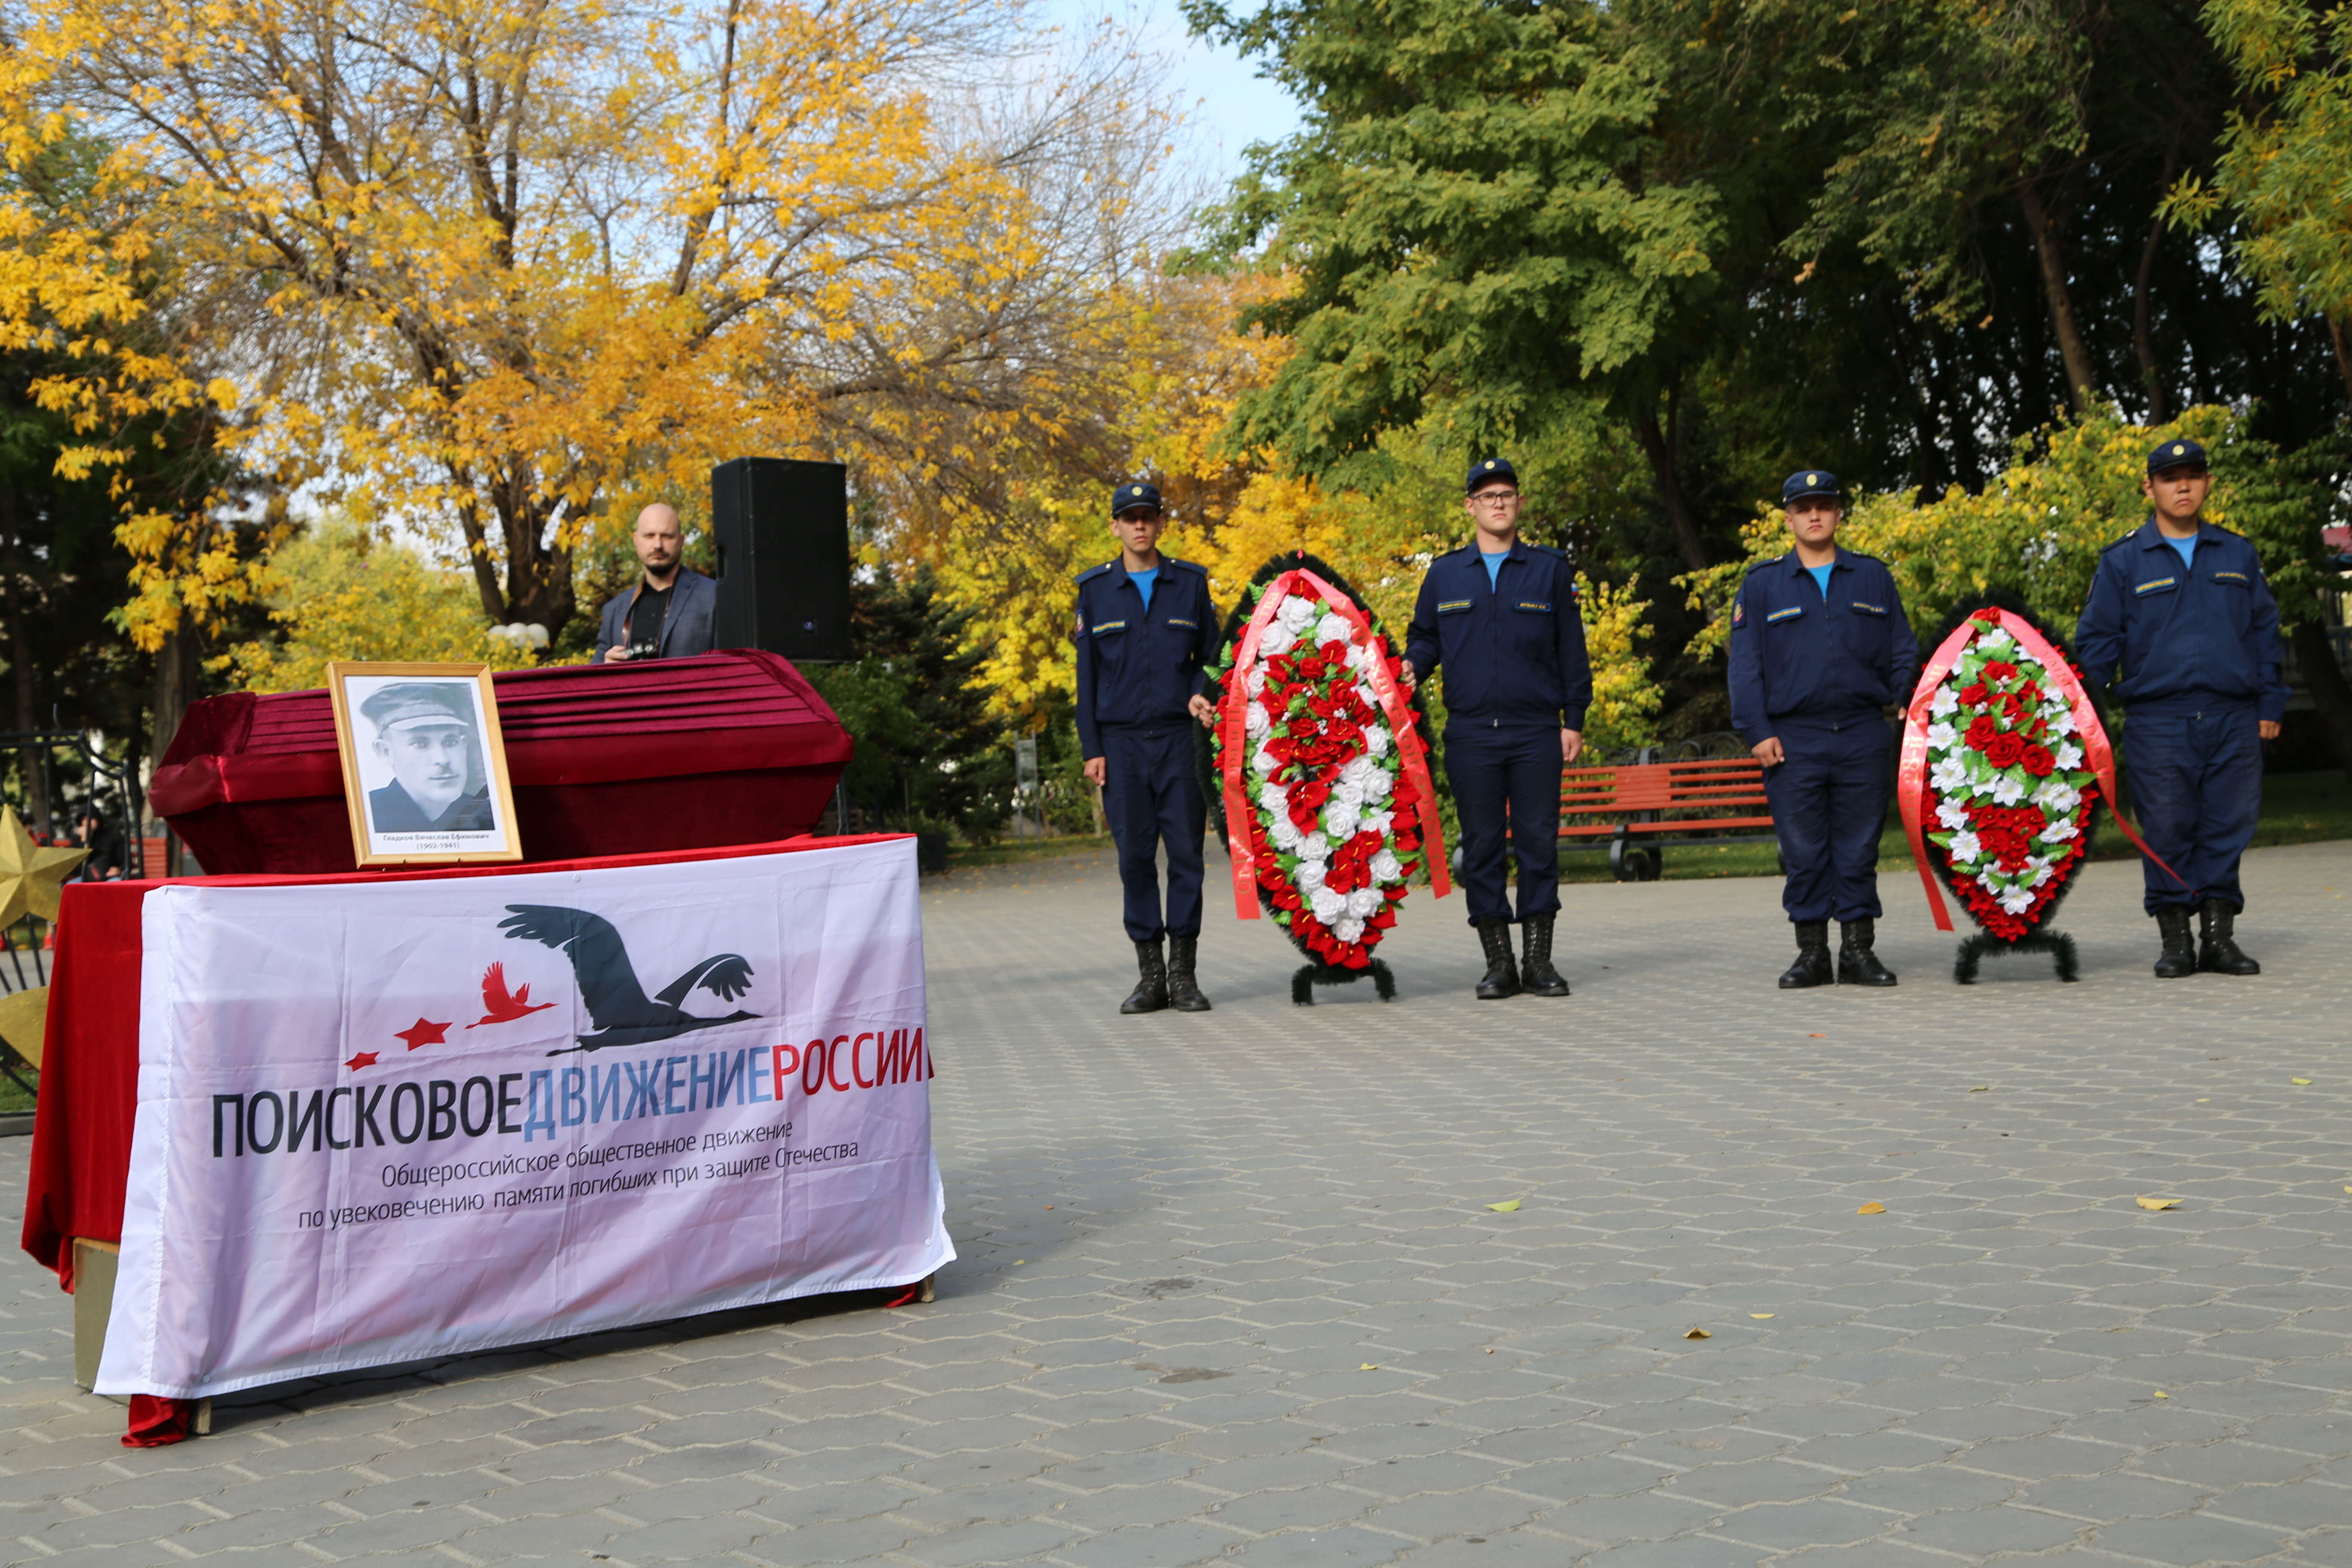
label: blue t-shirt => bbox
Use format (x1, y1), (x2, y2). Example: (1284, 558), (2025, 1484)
(1129, 567), (1158, 609)
(1481, 549), (1508, 589)
(1806, 563), (1833, 600)
(2165, 533), (2198, 572)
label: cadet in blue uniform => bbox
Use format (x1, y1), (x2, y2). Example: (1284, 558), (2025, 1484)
(1076, 482), (1222, 1014)
(1728, 470), (1920, 988)
(1401, 458), (1591, 1000)
(2073, 438), (2286, 978)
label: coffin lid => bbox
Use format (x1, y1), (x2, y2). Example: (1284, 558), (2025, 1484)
(150, 650), (851, 817)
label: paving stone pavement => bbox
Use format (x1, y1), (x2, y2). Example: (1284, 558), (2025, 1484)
(1, 839), (2350, 1566)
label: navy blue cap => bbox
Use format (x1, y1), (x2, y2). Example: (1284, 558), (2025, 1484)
(1782, 469), (1841, 505)
(2147, 437), (2208, 474)
(1111, 481), (1163, 517)
(1467, 457), (1519, 494)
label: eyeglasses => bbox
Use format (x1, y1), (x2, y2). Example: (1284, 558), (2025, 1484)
(1470, 491), (1520, 506)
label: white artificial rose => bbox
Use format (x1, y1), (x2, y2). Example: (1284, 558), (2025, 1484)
(1323, 801), (1361, 843)
(1278, 594), (1317, 633)
(1314, 612), (1354, 648)
(1332, 776), (1366, 809)
(1362, 808), (1395, 837)
(1253, 745), (1280, 777)
(1295, 859), (1326, 893)
(1310, 885), (1347, 923)
(1358, 764), (1393, 801)
(1930, 685), (1961, 718)
(1364, 724), (1392, 757)
(1269, 814), (1302, 850)
(1245, 700), (1272, 737)
(1299, 832), (1331, 861)
(1990, 775), (2027, 806)
(1935, 799), (1971, 830)
(1926, 721), (1959, 750)
(1948, 829), (1982, 864)
(1246, 666), (1267, 697)
(1370, 848), (1403, 883)
(1345, 887), (1383, 919)
(1259, 781), (1289, 815)
(1334, 915), (1366, 943)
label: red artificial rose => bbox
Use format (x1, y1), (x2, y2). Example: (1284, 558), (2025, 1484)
(1984, 660), (2019, 683)
(1998, 693), (2024, 720)
(1960, 683), (1990, 707)
(1972, 608), (2002, 623)
(1965, 715), (1999, 750)
(2021, 744), (2055, 778)
(1984, 732), (2026, 769)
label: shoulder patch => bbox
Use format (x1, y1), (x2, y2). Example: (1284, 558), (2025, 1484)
(1076, 563), (1114, 584)
(1164, 556), (1208, 576)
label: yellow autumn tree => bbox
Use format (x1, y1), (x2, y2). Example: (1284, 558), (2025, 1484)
(6, 0), (1172, 652)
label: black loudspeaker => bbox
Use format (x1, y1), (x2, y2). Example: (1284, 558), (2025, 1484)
(710, 457), (854, 663)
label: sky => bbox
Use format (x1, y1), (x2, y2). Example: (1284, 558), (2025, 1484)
(1035, 0), (1306, 180)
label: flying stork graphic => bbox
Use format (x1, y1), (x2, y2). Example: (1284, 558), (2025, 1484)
(495, 904), (757, 1054)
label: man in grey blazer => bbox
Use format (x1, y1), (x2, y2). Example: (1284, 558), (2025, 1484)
(597, 504), (717, 662)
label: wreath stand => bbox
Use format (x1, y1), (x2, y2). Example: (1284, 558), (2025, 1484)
(1292, 957), (1397, 1006)
(1953, 929), (2080, 984)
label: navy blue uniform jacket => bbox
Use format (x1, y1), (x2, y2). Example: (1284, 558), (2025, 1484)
(1403, 542), (1592, 731)
(2073, 520), (2288, 722)
(1074, 557), (1220, 759)
(1728, 550), (1920, 743)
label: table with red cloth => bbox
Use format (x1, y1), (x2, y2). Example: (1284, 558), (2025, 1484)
(20, 835), (909, 1444)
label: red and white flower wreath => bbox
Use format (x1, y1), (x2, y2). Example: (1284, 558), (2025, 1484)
(1212, 570), (1449, 968)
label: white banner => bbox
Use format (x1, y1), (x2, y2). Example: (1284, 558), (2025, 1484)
(98, 838), (952, 1400)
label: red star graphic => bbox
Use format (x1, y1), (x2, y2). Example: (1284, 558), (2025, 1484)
(345, 1050), (380, 1072)
(395, 1018), (452, 1051)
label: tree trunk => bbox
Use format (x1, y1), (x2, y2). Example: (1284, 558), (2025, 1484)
(1632, 402), (1709, 573)
(2018, 178), (2098, 415)
(2331, 316), (2352, 408)
(2290, 620), (2352, 778)
(0, 492), (46, 835)
(2132, 147), (2177, 425)
(150, 621), (200, 772)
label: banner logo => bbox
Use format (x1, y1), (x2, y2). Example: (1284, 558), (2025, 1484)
(496, 903), (758, 1054)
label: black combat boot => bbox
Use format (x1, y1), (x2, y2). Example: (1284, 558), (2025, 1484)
(1519, 911), (1571, 997)
(1120, 938), (1169, 1014)
(1474, 919), (1522, 999)
(2152, 906), (2196, 978)
(1777, 920), (1832, 989)
(1836, 916), (1898, 986)
(1166, 934), (1213, 1011)
(2196, 900), (2261, 976)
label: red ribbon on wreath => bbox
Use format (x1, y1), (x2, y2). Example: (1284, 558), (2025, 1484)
(1218, 567), (1450, 921)
(1898, 607), (2183, 932)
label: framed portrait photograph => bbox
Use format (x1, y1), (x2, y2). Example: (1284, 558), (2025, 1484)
(326, 663), (525, 867)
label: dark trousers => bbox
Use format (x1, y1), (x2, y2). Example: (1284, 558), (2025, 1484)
(1100, 726), (1207, 942)
(1762, 719), (1892, 923)
(2122, 706), (2262, 914)
(1446, 725), (1562, 925)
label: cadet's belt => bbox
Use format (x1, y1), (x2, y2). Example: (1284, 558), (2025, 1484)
(2118, 689), (2260, 720)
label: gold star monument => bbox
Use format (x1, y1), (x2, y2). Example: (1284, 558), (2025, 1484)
(0, 804), (87, 928)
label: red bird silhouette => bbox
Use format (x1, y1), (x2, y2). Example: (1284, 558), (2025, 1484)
(466, 962), (557, 1029)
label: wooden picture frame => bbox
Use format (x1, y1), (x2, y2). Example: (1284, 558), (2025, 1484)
(326, 662), (526, 867)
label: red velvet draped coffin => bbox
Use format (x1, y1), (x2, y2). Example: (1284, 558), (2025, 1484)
(149, 651), (853, 873)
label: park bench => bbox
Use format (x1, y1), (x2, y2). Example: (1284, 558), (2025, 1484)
(1559, 750), (1776, 881)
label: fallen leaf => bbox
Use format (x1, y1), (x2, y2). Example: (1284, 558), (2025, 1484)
(1015, 1259), (1027, 1264)
(1044, 1205), (1054, 1210)
(1684, 1328), (1712, 1339)
(1749, 1313), (1775, 1320)
(1857, 1202), (1886, 1215)
(1359, 1363), (1381, 1371)
(1969, 1086), (1991, 1093)
(1487, 1199), (1522, 1213)
(2153, 1390), (2169, 1400)
(2294, 1078), (2313, 1085)
(2135, 1196), (2179, 1211)
(2344, 1186), (2352, 1194)
(1807, 1033), (1826, 1038)
(1484, 1348), (1494, 1354)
